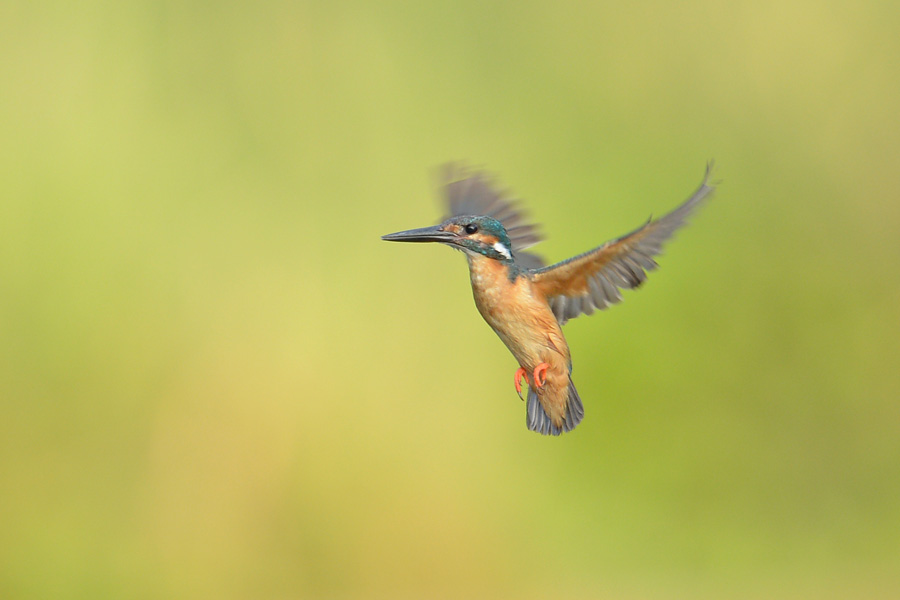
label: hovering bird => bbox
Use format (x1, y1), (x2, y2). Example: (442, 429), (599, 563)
(382, 164), (715, 435)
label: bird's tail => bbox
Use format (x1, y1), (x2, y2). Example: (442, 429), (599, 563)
(526, 378), (584, 436)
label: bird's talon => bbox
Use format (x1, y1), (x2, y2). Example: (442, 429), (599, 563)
(514, 367), (528, 400)
(533, 363), (549, 388)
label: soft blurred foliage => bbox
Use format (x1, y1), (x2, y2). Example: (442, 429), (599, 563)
(2, 1), (899, 598)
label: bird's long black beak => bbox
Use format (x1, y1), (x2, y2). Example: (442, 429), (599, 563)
(381, 225), (457, 243)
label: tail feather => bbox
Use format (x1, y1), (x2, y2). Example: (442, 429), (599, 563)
(526, 379), (584, 435)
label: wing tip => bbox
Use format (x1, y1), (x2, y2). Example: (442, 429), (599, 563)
(702, 159), (721, 191)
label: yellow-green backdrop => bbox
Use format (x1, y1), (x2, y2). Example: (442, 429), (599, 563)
(2, 1), (898, 599)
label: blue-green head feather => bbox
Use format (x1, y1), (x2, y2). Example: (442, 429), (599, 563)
(442, 215), (514, 262)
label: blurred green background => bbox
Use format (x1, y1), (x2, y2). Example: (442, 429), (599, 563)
(2, 1), (899, 598)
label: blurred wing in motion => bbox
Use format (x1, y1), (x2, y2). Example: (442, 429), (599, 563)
(531, 164), (716, 324)
(440, 163), (545, 268)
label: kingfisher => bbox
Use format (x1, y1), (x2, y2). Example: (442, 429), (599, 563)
(382, 164), (715, 435)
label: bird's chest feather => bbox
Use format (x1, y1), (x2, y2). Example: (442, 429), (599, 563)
(467, 256), (568, 366)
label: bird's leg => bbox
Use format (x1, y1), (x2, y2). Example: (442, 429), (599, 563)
(514, 367), (529, 400)
(532, 363), (550, 388)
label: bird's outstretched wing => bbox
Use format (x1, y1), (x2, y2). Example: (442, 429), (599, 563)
(440, 163), (545, 268)
(531, 164), (716, 324)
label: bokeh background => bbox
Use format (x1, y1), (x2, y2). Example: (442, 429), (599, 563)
(2, 1), (899, 598)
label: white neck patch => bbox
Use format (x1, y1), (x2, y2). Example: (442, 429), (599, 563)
(492, 241), (512, 260)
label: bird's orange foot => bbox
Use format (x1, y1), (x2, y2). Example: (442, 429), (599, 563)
(514, 367), (528, 400)
(532, 363), (550, 388)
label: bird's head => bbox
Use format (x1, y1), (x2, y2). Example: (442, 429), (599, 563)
(382, 215), (514, 262)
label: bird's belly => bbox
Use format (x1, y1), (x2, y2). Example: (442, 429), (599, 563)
(468, 262), (569, 370)
(489, 315), (557, 368)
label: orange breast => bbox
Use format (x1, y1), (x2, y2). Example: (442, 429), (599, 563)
(467, 255), (570, 372)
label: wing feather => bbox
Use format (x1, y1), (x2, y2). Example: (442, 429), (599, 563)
(531, 164), (716, 324)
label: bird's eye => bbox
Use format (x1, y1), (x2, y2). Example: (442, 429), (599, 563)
(465, 224), (478, 234)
